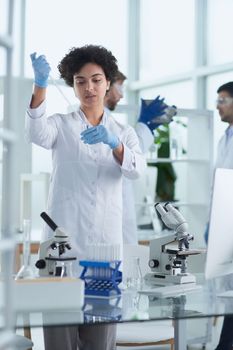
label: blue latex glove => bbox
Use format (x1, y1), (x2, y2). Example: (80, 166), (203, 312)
(80, 125), (120, 149)
(138, 95), (167, 132)
(30, 52), (51, 88)
(204, 222), (209, 244)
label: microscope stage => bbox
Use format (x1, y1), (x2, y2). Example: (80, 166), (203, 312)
(45, 256), (77, 261)
(165, 248), (205, 256)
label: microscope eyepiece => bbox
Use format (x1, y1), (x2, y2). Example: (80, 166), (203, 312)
(40, 212), (58, 231)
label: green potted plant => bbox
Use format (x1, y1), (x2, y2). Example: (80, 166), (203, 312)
(151, 120), (187, 202)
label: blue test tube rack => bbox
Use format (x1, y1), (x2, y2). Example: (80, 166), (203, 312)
(79, 260), (122, 298)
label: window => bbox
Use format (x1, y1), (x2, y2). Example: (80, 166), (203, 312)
(0, 0), (8, 35)
(140, 0), (195, 80)
(24, 0), (128, 79)
(139, 81), (194, 108)
(207, 0), (233, 65)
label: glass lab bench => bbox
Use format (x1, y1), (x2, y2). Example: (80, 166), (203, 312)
(14, 275), (233, 350)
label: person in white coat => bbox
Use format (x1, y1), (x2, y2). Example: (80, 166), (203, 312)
(26, 45), (145, 350)
(104, 71), (174, 244)
(210, 82), (233, 350)
(215, 84), (233, 169)
(205, 82), (233, 243)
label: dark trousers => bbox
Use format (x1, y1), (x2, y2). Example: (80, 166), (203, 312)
(215, 315), (233, 350)
(43, 324), (117, 350)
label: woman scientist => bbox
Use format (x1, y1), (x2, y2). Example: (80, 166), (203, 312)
(25, 45), (145, 350)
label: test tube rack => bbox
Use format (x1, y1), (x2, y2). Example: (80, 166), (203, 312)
(79, 260), (122, 298)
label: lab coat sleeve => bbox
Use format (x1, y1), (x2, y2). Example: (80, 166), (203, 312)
(215, 135), (225, 168)
(120, 125), (146, 179)
(135, 122), (154, 153)
(25, 100), (59, 149)
(207, 134), (226, 220)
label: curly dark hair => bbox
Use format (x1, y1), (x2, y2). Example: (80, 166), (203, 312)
(217, 82), (233, 97)
(58, 45), (118, 87)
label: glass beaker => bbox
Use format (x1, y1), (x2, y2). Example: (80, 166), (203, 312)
(149, 143), (158, 159)
(60, 261), (74, 278)
(126, 256), (143, 290)
(169, 122), (183, 159)
(170, 138), (178, 159)
(15, 219), (35, 280)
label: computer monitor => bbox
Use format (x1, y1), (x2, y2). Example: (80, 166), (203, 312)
(205, 168), (233, 279)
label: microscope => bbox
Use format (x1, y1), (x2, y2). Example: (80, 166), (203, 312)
(145, 203), (202, 285)
(35, 212), (77, 277)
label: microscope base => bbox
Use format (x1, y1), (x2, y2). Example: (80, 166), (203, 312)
(144, 272), (196, 286)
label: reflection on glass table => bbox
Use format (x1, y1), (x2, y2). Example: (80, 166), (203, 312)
(14, 279), (233, 350)
(14, 280), (233, 327)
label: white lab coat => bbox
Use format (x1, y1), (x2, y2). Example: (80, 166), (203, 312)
(215, 129), (233, 169)
(119, 119), (154, 244)
(214, 126), (233, 291)
(26, 102), (146, 264)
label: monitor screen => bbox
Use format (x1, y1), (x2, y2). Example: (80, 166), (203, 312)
(205, 168), (233, 279)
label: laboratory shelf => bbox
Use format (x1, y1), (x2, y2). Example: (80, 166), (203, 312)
(1, 5), (22, 345)
(136, 201), (208, 208)
(136, 107), (214, 249)
(147, 158), (210, 164)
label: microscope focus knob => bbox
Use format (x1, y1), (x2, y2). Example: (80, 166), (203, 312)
(35, 259), (46, 269)
(149, 259), (159, 268)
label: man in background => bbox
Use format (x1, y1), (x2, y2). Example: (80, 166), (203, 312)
(205, 81), (233, 350)
(215, 82), (233, 350)
(104, 71), (175, 244)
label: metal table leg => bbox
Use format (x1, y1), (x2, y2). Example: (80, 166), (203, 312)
(174, 318), (187, 350)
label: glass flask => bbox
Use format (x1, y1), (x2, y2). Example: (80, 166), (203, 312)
(126, 256), (143, 290)
(15, 219), (35, 280)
